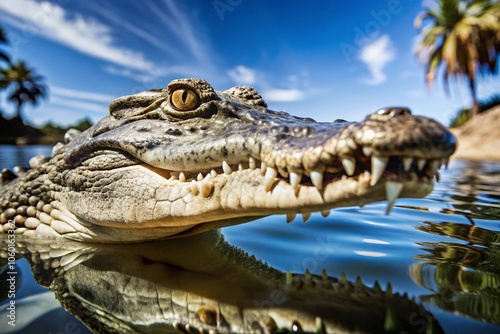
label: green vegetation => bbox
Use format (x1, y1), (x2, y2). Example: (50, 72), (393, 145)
(40, 118), (93, 136)
(449, 94), (500, 127)
(0, 25), (93, 144)
(415, 0), (500, 118)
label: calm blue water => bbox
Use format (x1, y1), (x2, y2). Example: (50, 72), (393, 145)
(1, 145), (499, 333)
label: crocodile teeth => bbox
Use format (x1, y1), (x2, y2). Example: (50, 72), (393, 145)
(442, 158), (449, 169)
(190, 180), (199, 195)
(417, 159), (426, 171)
(362, 146), (372, 157)
(222, 161), (232, 175)
(249, 157), (256, 169)
(428, 160), (439, 175)
(286, 213), (296, 223)
(264, 167), (278, 191)
(289, 172), (302, 190)
(198, 174), (214, 197)
(170, 171), (179, 180)
(238, 163), (243, 171)
(341, 156), (356, 176)
(370, 156), (389, 186)
(197, 173), (203, 181)
(385, 182), (403, 214)
(310, 169), (324, 190)
(260, 162), (267, 175)
(211, 169), (218, 177)
(321, 209), (330, 217)
(302, 212), (311, 223)
(179, 172), (186, 182)
(402, 157), (413, 172)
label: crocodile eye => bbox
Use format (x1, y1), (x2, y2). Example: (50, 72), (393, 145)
(170, 87), (200, 111)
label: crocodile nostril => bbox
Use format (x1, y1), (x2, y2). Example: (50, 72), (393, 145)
(376, 107), (412, 117)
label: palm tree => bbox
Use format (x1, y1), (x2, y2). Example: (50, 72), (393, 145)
(0, 61), (47, 122)
(415, 0), (500, 117)
(0, 26), (10, 64)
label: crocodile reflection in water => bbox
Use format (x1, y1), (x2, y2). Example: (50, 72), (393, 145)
(1, 232), (444, 334)
(410, 221), (500, 325)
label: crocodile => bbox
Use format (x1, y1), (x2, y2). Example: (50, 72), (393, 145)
(0, 78), (456, 243)
(0, 230), (445, 333)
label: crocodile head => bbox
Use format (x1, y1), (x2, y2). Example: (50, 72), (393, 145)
(2, 78), (456, 242)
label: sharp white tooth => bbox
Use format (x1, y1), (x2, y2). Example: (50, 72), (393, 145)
(264, 167), (278, 191)
(302, 212), (311, 223)
(428, 160), (439, 175)
(199, 181), (214, 197)
(321, 209), (330, 217)
(222, 161), (232, 175)
(286, 213), (296, 223)
(190, 180), (199, 195)
(362, 146), (372, 157)
(249, 157), (256, 169)
(417, 159), (426, 171)
(197, 173), (203, 181)
(260, 161), (267, 175)
(341, 156), (356, 176)
(211, 169), (218, 177)
(370, 156), (389, 186)
(310, 169), (324, 190)
(442, 158), (449, 169)
(198, 174), (214, 197)
(179, 172), (186, 182)
(289, 172), (302, 190)
(238, 163), (244, 171)
(385, 182), (403, 215)
(403, 157), (413, 172)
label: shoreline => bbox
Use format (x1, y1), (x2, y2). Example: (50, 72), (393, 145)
(450, 106), (500, 161)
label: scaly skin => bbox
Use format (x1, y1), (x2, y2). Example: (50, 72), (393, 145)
(0, 231), (444, 333)
(0, 78), (456, 242)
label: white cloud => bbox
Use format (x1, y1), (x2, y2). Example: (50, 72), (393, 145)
(358, 35), (396, 86)
(51, 86), (116, 103)
(263, 89), (304, 102)
(228, 65), (257, 85)
(0, 0), (155, 71)
(50, 96), (108, 114)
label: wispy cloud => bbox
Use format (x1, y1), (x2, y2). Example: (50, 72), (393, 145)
(358, 35), (396, 86)
(227, 65), (316, 102)
(228, 65), (257, 85)
(51, 86), (116, 103)
(262, 88), (304, 102)
(0, 0), (155, 71)
(0, 0), (213, 81)
(50, 86), (113, 116)
(50, 96), (107, 114)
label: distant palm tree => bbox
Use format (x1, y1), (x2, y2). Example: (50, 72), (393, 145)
(0, 26), (10, 64)
(415, 0), (500, 117)
(0, 61), (47, 121)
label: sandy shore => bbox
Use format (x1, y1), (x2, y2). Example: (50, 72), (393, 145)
(450, 106), (500, 161)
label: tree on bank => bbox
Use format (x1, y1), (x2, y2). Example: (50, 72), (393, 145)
(0, 27), (10, 64)
(0, 60), (47, 122)
(415, 0), (500, 117)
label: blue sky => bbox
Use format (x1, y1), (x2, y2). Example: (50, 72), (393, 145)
(0, 0), (499, 127)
